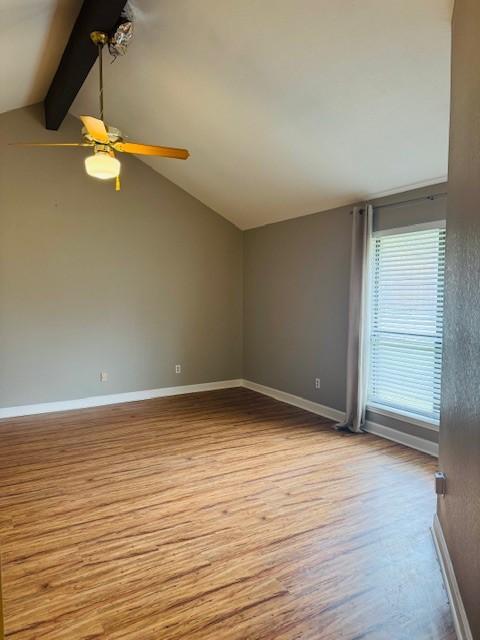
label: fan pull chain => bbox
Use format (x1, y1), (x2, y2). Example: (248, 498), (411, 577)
(116, 175), (121, 191)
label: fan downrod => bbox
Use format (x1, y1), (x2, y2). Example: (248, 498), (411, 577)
(90, 32), (108, 121)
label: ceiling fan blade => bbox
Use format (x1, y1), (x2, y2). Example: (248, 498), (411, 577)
(114, 141), (190, 159)
(80, 115), (109, 143)
(9, 142), (90, 147)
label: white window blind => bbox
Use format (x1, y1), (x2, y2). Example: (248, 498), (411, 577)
(368, 225), (446, 423)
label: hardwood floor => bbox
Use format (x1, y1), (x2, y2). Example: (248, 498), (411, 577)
(0, 388), (454, 639)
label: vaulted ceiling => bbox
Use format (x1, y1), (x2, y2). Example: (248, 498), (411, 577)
(0, 0), (83, 114)
(3, 0), (453, 229)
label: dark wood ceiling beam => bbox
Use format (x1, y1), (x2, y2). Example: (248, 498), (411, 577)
(44, 0), (127, 130)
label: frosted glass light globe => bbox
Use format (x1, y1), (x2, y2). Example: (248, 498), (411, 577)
(85, 151), (121, 180)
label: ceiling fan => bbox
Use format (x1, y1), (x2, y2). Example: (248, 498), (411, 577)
(13, 31), (190, 191)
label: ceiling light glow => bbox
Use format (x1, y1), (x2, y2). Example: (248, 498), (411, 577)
(85, 151), (121, 180)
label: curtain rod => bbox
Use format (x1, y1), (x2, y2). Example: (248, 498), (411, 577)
(350, 192), (448, 214)
(371, 192), (448, 211)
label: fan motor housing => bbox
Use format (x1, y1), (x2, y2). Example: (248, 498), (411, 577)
(92, 143), (116, 157)
(82, 126), (122, 145)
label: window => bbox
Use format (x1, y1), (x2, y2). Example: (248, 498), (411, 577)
(367, 224), (446, 425)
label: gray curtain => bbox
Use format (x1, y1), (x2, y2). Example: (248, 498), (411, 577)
(336, 204), (372, 433)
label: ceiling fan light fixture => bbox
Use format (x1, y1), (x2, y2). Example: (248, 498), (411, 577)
(84, 150), (121, 180)
(12, 29), (189, 191)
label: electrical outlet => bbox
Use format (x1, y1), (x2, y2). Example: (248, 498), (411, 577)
(175, 364), (181, 374)
(100, 372), (108, 382)
(435, 471), (447, 496)
(315, 378), (321, 389)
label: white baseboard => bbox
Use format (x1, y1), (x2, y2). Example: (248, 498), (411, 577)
(241, 379), (345, 423)
(242, 380), (439, 457)
(0, 379), (440, 462)
(364, 419), (438, 457)
(432, 514), (473, 640)
(0, 379), (243, 420)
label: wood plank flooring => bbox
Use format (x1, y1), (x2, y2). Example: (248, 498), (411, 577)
(0, 388), (455, 639)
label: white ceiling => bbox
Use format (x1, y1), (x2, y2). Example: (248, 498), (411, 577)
(0, 0), (83, 114)
(3, 1), (453, 229)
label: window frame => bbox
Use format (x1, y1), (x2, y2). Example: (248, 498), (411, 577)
(365, 219), (446, 430)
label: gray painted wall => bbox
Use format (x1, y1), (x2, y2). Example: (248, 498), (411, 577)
(373, 185), (447, 232)
(438, 0), (480, 635)
(244, 184), (448, 445)
(244, 204), (352, 411)
(0, 104), (449, 455)
(0, 105), (243, 407)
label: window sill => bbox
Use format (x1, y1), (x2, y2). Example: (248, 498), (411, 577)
(366, 403), (440, 432)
